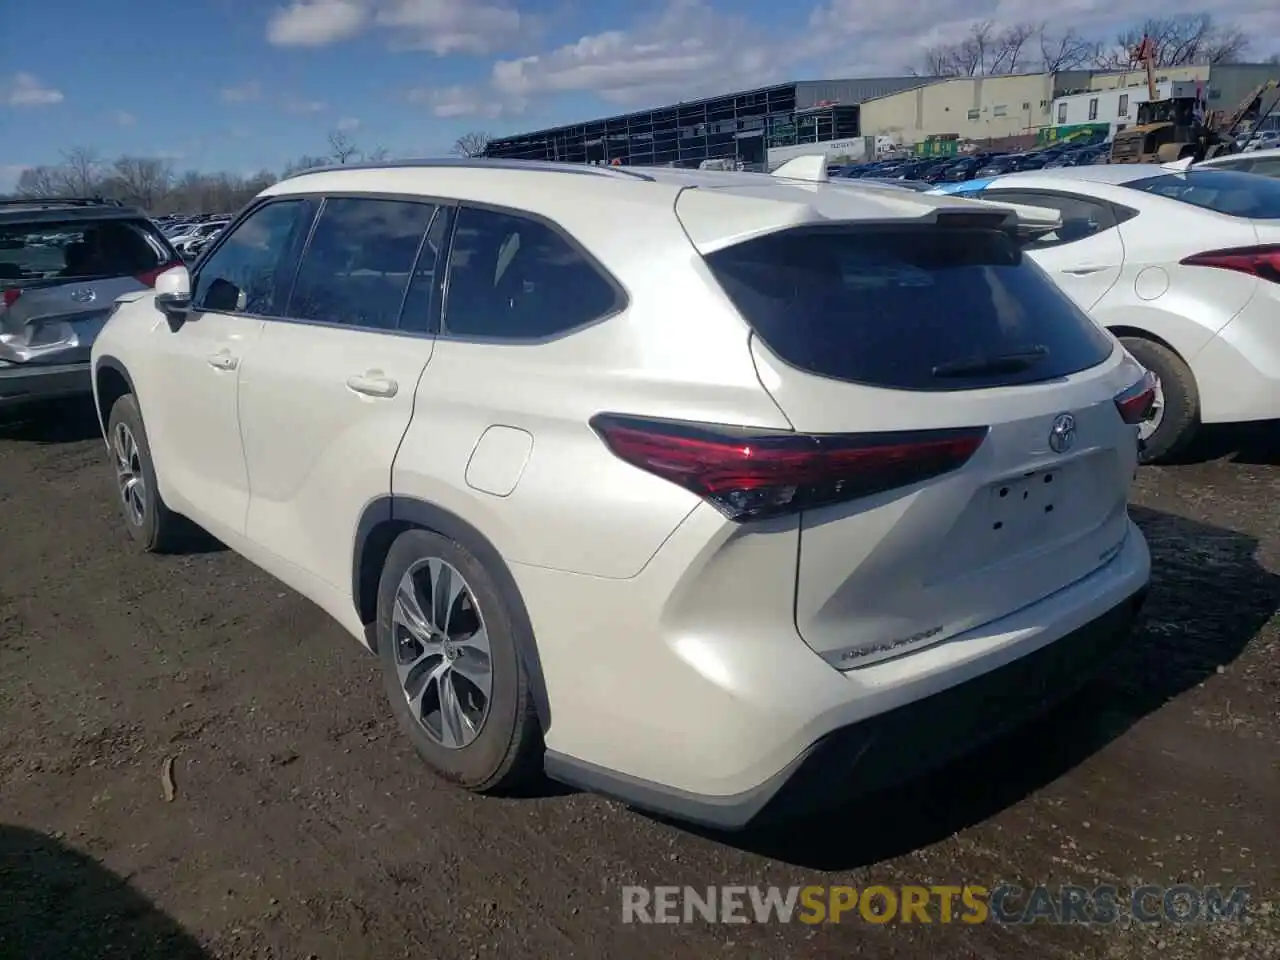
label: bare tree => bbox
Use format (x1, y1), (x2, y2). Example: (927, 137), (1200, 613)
(1038, 25), (1096, 72)
(328, 131), (360, 164)
(1095, 15), (1249, 68)
(988, 23), (1037, 75)
(107, 156), (173, 211)
(15, 166), (60, 197)
(365, 146), (390, 162)
(451, 131), (490, 158)
(56, 147), (103, 196)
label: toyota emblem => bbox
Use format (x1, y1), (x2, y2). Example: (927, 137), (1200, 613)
(1049, 413), (1076, 453)
(69, 288), (97, 304)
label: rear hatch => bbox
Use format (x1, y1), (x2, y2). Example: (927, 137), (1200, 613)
(1, 214), (179, 365)
(681, 188), (1149, 667)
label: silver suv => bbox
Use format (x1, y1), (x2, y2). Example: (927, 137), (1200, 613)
(1, 197), (181, 413)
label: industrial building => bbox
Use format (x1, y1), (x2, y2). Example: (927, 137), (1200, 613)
(858, 72), (1094, 143)
(481, 77), (937, 169)
(1053, 80), (1202, 138)
(1053, 63), (1279, 139)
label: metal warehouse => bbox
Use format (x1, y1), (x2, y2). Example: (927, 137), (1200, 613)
(482, 77), (937, 170)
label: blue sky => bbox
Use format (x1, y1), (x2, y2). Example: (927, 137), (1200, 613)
(3, 0), (1278, 189)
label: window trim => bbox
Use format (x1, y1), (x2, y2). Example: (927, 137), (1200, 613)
(192, 191), (455, 340)
(979, 187), (1138, 249)
(190, 196), (319, 321)
(436, 200), (630, 345)
(280, 193), (453, 337)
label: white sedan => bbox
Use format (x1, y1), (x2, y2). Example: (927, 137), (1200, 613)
(931, 165), (1280, 461)
(1196, 146), (1280, 179)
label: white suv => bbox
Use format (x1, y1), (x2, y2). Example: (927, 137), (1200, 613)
(91, 158), (1153, 830)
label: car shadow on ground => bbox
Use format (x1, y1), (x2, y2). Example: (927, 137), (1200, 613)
(0, 824), (211, 959)
(1180, 420), (1280, 466)
(660, 505), (1278, 870)
(0, 397), (104, 444)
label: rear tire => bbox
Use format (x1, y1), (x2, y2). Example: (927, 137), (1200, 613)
(1119, 336), (1199, 464)
(376, 528), (543, 793)
(105, 394), (187, 552)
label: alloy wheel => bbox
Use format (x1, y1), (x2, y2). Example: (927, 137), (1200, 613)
(113, 422), (146, 527)
(391, 558), (493, 749)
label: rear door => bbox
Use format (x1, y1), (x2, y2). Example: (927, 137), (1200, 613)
(979, 188), (1129, 311)
(701, 221), (1147, 667)
(0, 215), (179, 365)
(238, 195), (449, 595)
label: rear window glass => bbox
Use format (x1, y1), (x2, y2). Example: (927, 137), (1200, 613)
(1124, 170), (1280, 219)
(0, 218), (172, 289)
(704, 225), (1115, 392)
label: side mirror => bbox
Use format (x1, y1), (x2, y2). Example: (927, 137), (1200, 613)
(154, 264), (192, 330)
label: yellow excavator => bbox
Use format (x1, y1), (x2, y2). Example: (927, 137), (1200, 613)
(1109, 35), (1277, 163)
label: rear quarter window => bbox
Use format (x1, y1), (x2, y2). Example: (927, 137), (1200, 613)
(704, 225), (1116, 392)
(1124, 170), (1280, 219)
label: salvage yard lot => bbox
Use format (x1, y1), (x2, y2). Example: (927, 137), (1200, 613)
(1, 404), (1277, 960)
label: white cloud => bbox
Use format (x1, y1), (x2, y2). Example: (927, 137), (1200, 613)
(283, 97), (328, 114)
(222, 81), (263, 102)
(406, 0), (1280, 119)
(336, 115), (361, 131)
(375, 0), (527, 55)
(113, 110), (137, 127)
(0, 164), (31, 193)
(408, 84), (508, 118)
(490, 0), (780, 106)
(265, 0), (528, 54)
(267, 1), (366, 46)
(2, 73), (64, 108)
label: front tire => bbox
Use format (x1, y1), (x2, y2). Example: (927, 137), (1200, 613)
(106, 394), (186, 552)
(1119, 336), (1200, 464)
(376, 528), (542, 792)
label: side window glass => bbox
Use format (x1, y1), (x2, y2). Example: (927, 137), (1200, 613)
(442, 206), (621, 340)
(398, 205), (454, 334)
(288, 197), (437, 330)
(193, 200), (313, 315)
(986, 191), (1117, 249)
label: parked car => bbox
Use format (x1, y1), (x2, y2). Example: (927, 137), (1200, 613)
(1195, 146), (1280, 179)
(1, 197), (181, 413)
(91, 158), (1152, 830)
(928, 165), (1280, 461)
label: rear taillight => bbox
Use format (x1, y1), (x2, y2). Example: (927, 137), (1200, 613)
(136, 260), (183, 287)
(1181, 245), (1280, 283)
(1114, 369), (1159, 425)
(2, 289), (20, 307)
(590, 414), (989, 522)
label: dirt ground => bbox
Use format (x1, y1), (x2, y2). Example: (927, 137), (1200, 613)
(1, 402), (1277, 960)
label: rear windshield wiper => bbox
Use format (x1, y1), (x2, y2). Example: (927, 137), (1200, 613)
(931, 346), (1050, 378)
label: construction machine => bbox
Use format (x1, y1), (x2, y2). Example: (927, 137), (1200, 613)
(1108, 34), (1277, 163)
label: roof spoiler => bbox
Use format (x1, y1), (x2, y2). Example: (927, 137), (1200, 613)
(771, 153), (1062, 242)
(770, 155), (829, 182)
(953, 197), (1064, 242)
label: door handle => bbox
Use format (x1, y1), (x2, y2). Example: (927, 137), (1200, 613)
(346, 374), (399, 398)
(1063, 265), (1108, 276)
(207, 353), (238, 371)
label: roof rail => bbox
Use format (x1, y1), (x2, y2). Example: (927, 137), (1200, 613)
(0, 196), (125, 208)
(278, 156), (656, 182)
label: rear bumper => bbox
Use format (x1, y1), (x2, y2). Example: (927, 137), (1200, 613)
(1193, 293), (1280, 424)
(549, 587), (1146, 831)
(0, 361), (91, 409)
(541, 519), (1150, 831)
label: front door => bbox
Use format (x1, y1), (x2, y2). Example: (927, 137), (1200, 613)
(238, 196), (451, 595)
(145, 197), (317, 539)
